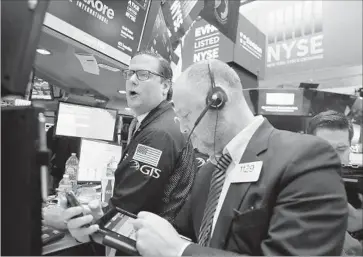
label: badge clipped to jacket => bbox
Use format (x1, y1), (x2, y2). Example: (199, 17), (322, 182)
(231, 161), (263, 183)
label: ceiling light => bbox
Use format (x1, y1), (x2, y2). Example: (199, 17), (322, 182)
(118, 90), (126, 94)
(125, 107), (131, 111)
(36, 48), (51, 55)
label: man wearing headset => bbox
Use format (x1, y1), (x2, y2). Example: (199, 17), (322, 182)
(63, 50), (196, 244)
(131, 59), (348, 255)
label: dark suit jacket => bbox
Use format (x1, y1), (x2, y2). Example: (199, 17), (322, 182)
(175, 119), (348, 256)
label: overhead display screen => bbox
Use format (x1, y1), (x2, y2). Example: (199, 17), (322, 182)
(258, 89), (305, 116)
(44, 0), (151, 65)
(55, 102), (117, 141)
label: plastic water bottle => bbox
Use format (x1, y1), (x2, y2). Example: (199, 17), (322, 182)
(102, 158), (116, 204)
(106, 157), (117, 177)
(57, 174), (72, 207)
(65, 153), (79, 188)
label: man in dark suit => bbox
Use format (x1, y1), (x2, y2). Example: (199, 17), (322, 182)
(132, 59), (348, 256)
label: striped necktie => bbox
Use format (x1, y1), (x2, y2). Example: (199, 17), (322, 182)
(198, 153), (232, 247)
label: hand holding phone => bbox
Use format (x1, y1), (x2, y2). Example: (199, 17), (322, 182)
(65, 191), (84, 219)
(95, 208), (139, 255)
(63, 194), (101, 243)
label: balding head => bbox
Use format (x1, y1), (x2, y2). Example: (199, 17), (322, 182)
(177, 60), (244, 101)
(173, 59), (255, 158)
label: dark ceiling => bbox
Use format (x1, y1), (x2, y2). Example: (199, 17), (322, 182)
(34, 26), (132, 114)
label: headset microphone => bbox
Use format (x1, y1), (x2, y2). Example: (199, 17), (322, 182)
(187, 101), (214, 142)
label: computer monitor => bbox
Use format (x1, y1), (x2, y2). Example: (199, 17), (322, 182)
(55, 102), (117, 142)
(258, 89), (306, 116)
(78, 139), (122, 182)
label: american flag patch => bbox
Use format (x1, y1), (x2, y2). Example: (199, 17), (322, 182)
(133, 144), (162, 167)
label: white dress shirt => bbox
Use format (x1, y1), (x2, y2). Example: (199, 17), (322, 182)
(211, 115), (264, 235)
(136, 112), (149, 124)
(177, 115), (264, 255)
(134, 112), (149, 132)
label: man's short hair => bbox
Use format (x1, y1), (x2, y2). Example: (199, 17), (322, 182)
(133, 49), (173, 100)
(307, 110), (354, 142)
(133, 49), (173, 80)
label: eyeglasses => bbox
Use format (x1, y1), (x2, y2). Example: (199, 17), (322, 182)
(122, 69), (164, 81)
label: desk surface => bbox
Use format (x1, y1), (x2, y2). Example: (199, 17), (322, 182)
(42, 232), (81, 255)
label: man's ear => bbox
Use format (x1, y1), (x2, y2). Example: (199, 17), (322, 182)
(163, 78), (172, 88)
(162, 79), (171, 92)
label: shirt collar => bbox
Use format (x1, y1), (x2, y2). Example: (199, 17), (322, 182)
(136, 112), (149, 124)
(224, 115), (264, 164)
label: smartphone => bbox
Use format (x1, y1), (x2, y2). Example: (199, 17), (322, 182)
(65, 191), (86, 220)
(95, 207), (139, 255)
(96, 207), (137, 240)
(95, 207), (191, 256)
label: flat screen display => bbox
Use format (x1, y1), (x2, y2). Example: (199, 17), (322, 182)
(78, 139), (122, 181)
(44, 0), (151, 65)
(55, 102), (117, 141)
(258, 89), (305, 116)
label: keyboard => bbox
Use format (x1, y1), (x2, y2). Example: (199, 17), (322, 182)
(41, 225), (65, 246)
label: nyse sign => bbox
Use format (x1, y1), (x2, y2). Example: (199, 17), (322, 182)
(193, 24), (220, 62)
(181, 18), (234, 71)
(264, 1), (324, 68)
(267, 34), (324, 68)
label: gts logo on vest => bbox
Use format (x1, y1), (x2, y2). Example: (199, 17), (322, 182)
(140, 165), (161, 179)
(83, 0), (115, 20)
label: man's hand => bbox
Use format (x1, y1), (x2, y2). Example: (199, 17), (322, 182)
(132, 212), (188, 256)
(43, 205), (68, 230)
(63, 199), (104, 243)
(348, 203), (363, 232)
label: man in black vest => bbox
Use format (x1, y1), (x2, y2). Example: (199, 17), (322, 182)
(64, 50), (197, 243)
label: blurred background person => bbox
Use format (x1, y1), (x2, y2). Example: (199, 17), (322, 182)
(308, 110), (362, 255)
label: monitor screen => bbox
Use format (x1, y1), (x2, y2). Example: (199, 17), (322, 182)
(55, 102), (117, 141)
(258, 89), (305, 116)
(78, 139), (122, 182)
(43, 0), (151, 65)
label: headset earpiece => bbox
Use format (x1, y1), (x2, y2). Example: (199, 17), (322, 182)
(206, 86), (228, 110)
